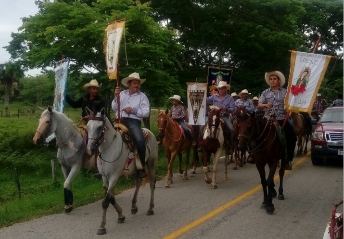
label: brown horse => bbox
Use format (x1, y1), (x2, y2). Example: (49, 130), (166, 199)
(232, 117), (247, 170)
(157, 109), (193, 188)
(290, 112), (311, 156)
(236, 109), (286, 214)
(199, 106), (229, 189)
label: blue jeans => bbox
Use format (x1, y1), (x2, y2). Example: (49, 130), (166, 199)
(176, 119), (194, 141)
(121, 118), (145, 167)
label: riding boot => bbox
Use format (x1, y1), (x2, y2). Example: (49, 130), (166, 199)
(137, 160), (147, 179)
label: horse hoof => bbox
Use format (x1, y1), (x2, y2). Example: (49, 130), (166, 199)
(271, 191), (277, 198)
(165, 184), (170, 188)
(97, 228), (106, 235)
(131, 208), (138, 214)
(239, 164), (243, 167)
(147, 210), (154, 216)
(278, 195), (285, 200)
(117, 216), (125, 223)
(64, 206), (73, 214)
(233, 166), (238, 170)
(191, 171), (196, 174)
(204, 179), (211, 184)
(260, 203), (267, 209)
(266, 206), (275, 215)
(211, 184), (218, 189)
(179, 170), (183, 174)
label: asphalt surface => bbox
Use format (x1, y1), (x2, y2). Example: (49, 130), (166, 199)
(0, 153), (342, 239)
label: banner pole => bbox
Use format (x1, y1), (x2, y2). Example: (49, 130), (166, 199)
(116, 62), (120, 123)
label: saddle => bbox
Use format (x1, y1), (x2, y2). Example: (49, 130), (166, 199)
(269, 118), (286, 148)
(114, 123), (150, 171)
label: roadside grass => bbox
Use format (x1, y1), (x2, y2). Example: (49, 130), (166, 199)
(0, 104), (193, 228)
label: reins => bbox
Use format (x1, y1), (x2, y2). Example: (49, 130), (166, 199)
(158, 113), (183, 142)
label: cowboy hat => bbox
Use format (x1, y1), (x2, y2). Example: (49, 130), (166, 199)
(231, 92), (238, 97)
(317, 93), (321, 96)
(239, 89), (251, 96)
(264, 71), (285, 87)
(121, 72), (146, 87)
(169, 95), (183, 103)
(252, 96), (259, 101)
(216, 81), (230, 90)
(83, 79), (102, 90)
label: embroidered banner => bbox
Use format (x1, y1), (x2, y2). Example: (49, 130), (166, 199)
(285, 51), (331, 113)
(187, 82), (207, 125)
(53, 58), (70, 113)
(207, 66), (233, 96)
(104, 19), (126, 80)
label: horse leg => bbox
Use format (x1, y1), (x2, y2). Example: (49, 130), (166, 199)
(303, 134), (309, 154)
(191, 146), (198, 174)
(165, 152), (177, 188)
(297, 135), (302, 156)
(147, 162), (156, 215)
(131, 177), (141, 215)
(62, 164), (80, 213)
(202, 151), (212, 184)
(183, 149), (190, 180)
(210, 149), (221, 189)
(223, 154), (229, 180)
(178, 152), (183, 174)
(239, 149), (244, 167)
(256, 165), (268, 209)
(233, 144), (239, 170)
(278, 167), (285, 200)
(265, 165), (278, 215)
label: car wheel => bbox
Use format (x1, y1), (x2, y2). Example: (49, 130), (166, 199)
(311, 153), (323, 165)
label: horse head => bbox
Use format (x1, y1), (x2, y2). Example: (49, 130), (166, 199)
(33, 106), (57, 145)
(236, 108), (255, 151)
(157, 109), (169, 138)
(207, 106), (221, 138)
(86, 108), (105, 156)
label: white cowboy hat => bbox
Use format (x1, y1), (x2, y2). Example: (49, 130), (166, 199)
(239, 89), (251, 96)
(121, 72), (146, 87)
(231, 92), (238, 97)
(83, 79), (102, 90)
(169, 95), (183, 103)
(252, 96), (259, 101)
(216, 81), (230, 90)
(264, 71), (285, 87)
(317, 93), (321, 96)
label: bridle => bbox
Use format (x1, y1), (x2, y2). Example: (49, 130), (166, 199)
(158, 113), (182, 141)
(87, 116), (107, 147)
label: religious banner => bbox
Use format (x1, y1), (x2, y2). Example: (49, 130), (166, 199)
(187, 82), (207, 125)
(285, 51), (331, 113)
(104, 19), (126, 80)
(53, 58), (70, 113)
(207, 66), (233, 96)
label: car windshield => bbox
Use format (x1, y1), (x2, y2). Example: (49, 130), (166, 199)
(320, 108), (343, 123)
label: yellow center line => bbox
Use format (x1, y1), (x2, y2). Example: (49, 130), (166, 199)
(162, 153), (310, 239)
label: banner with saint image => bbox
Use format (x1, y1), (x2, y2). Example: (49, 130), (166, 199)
(207, 66), (233, 96)
(53, 58), (70, 113)
(104, 19), (126, 80)
(285, 51), (331, 113)
(187, 82), (207, 125)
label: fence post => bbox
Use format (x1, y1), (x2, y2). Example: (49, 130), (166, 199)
(51, 159), (56, 182)
(18, 109), (19, 118)
(14, 167), (21, 200)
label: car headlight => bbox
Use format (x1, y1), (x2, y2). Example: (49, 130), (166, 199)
(312, 131), (324, 140)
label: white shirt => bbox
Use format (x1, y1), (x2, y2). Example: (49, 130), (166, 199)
(111, 89), (150, 120)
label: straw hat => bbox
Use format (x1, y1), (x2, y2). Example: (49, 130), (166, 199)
(264, 71), (285, 86)
(239, 89), (251, 96)
(169, 95), (183, 103)
(317, 93), (321, 96)
(252, 96), (259, 101)
(121, 72), (146, 87)
(83, 79), (102, 90)
(231, 92), (238, 97)
(216, 81), (230, 90)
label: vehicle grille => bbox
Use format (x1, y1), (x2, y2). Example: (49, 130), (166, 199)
(326, 132), (343, 142)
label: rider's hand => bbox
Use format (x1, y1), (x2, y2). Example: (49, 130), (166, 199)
(123, 107), (132, 114)
(114, 87), (120, 96)
(267, 102), (273, 109)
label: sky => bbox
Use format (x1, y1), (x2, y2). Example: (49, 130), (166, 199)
(0, 0), (40, 76)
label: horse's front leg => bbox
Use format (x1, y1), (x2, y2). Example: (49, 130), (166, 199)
(265, 165), (278, 215)
(202, 151), (212, 184)
(210, 149), (222, 189)
(165, 151), (177, 188)
(278, 167), (285, 200)
(303, 134), (309, 154)
(256, 164), (268, 209)
(233, 143), (239, 170)
(183, 149), (190, 180)
(178, 152), (183, 174)
(62, 164), (80, 213)
(223, 154), (229, 180)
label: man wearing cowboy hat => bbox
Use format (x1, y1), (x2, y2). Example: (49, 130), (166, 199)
(112, 72), (150, 179)
(166, 95), (197, 146)
(66, 79), (105, 178)
(252, 71), (296, 170)
(312, 93), (328, 121)
(235, 89), (255, 113)
(252, 96), (259, 111)
(198, 80), (235, 152)
(231, 92), (239, 102)
(66, 79), (105, 117)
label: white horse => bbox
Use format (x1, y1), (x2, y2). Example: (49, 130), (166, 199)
(199, 106), (229, 189)
(86, 110), (158, 235)
(33, 106), (94, 213)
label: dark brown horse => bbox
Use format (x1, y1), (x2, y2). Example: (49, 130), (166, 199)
(232, 117), (247, 170)
(290, 112), (311, 156)
(199, 106), (229, 189)
(236, 109), (286, 214)
(157, 109), (193, 188)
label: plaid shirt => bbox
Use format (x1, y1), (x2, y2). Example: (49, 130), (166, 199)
(206, 94), (235, 113)
(235, 99), (255, 113)
(259, 87), (287, 120)
(168, 104), (185, 119)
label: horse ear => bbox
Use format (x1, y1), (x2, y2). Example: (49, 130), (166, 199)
(37, 106), (45, 111)
(85, 106), (93, 116)
(48, 106), (52, 112)
(100, 107), (105, 116)
(165, 109), (169, 114)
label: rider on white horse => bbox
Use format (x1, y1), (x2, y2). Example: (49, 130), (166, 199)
(112, 72), (150, 179)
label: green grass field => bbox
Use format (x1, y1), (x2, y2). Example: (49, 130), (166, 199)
(0, 104), (188, 228)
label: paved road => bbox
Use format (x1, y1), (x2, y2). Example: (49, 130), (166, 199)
(0, 153), (342, 239)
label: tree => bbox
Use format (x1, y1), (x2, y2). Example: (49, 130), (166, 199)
(0, 62), (24, 115)
(5, 0), (183, 106)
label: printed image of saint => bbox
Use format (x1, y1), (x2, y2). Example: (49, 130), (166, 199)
(291, 67), (311, 96)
